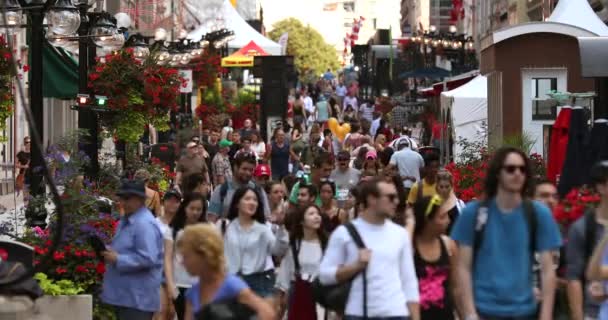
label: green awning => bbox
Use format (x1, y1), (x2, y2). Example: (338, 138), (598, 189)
(41, 43), (78, 98)
(28, 36), (79, 99)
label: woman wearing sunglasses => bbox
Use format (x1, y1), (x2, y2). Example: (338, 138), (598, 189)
(413, 195), (461, 320)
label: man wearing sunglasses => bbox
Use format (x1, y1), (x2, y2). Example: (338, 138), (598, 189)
(451, 147), (562, 320)
(319, 177), (420, 320)
(101, 180), (164, 320)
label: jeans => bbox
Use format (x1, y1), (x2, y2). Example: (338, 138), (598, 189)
(114, 306), (154, 320)
(478, 314), (536, 320)
(344, 317), (410, 320)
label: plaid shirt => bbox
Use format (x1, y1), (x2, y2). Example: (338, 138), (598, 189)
(212, 153), (232, 183)
(392, 106), (408, 130)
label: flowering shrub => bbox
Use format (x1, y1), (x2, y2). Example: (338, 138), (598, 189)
(446, 138), (547, 202)
(195, 86), (259, 128)
(553, 187), (599, 232)
(89, 49), (185, 142)
(193, 50), (223, 88)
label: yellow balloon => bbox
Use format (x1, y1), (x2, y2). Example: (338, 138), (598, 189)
(327, 118), (339, 134)
(341, 123), (351, 134)
(336, 126), (347, 141)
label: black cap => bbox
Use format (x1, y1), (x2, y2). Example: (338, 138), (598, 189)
(163, 189), (182, 201)
(116, 180), (146, 198)
(337, 150), (350, 161)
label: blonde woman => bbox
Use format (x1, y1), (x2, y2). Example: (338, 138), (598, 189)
(435, 170), (465, 233)
(178, 224), (275, 320)
(134, 169), (162, 216)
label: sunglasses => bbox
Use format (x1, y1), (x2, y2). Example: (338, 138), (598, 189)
(502, 165), (527, 174)
(425, 194), (443, 216)
(382, 193), (399, 203)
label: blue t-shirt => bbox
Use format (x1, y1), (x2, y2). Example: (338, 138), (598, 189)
(185, 275), (249, 314)
(600, 247), (608, 320)
(450, 199), (562, 317)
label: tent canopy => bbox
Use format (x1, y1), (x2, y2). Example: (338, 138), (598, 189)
(221, 41), (268, 67)
(188, 0), (281, 55)
(547, 0), (608, 36)
(440, 75), (488, 161)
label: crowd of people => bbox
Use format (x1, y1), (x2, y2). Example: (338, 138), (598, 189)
(95, 81), (608, 320)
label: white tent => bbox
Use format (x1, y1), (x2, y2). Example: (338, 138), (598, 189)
(187, 0), (282, 55)
(547, 0), (608, 36)
(440, 75), (488, 161)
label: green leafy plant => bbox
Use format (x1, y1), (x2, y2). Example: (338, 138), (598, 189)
(502, 132), (537, 155)
(35, 273), (85, 296)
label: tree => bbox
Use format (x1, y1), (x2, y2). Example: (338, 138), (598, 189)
(268, 18), (340, 77)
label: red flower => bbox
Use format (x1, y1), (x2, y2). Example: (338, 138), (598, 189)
(22, 65), (29, 72)
(53, 251), (65, 261)
(55, 267), (67, 274)
(34, 246), (47, 255)
(95, 262), (106, 274)
(75, 265), (87, 273)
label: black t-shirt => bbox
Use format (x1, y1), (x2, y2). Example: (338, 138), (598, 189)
(16, 151), (30, 175)
(204, 143), (219, 176)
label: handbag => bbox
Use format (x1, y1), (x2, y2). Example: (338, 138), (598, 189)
(195, 298), (255, 320)
(311, 222), (368, 317)
(15, 173), (24, 191)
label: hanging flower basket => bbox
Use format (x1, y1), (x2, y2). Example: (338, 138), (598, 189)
(0, 34), (25, 141)
(88, 49), (185, 142)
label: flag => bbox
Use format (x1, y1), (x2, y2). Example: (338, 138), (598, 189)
(278, 32), (288, 55)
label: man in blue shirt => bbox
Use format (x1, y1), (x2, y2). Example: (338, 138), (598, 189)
(451, 147), (562, 320)
(101, 180), (164, 320)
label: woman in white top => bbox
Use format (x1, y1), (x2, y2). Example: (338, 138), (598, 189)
(275, 204), (327, 320)
(224, 186), (289, 298)
(155, 190), (182, 320)
(220, 118), (234, 140)
(250, 131), (267, 160)
(167, 193), (208, 320)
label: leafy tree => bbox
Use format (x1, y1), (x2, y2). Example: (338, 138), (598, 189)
(268, 18), (340, 77)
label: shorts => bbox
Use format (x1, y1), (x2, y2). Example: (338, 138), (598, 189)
(239, 270), (276, 298)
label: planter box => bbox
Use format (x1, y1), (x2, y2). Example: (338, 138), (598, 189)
(36, 294), (93, 320)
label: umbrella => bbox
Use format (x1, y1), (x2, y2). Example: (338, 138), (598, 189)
(398, 67), (451, 79)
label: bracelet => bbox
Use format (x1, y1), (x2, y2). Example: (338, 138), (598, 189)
(464, 315), (479, 320)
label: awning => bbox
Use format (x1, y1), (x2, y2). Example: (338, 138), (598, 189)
(577, 37), (608, 77)
(28, 40), (78, 99)
(221, 40), (269, 68)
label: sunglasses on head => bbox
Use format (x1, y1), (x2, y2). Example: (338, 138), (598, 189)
(425, 194), (443, 216)
(502, 165), (527, 174)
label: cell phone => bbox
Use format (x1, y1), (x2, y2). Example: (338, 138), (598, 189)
(88, 235), (107, 258)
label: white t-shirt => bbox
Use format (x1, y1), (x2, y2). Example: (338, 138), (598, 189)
(343, 96), (359, 112)
(389, 148), (424, 188)
(304, 96), (315, 114)
(319, 218), (419, 317)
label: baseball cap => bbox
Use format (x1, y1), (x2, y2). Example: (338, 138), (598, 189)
(219, 139), (233, 148)
(186, 141), (197, 149)
(366, 150), (377, 160)
(254, 164), (271, 177)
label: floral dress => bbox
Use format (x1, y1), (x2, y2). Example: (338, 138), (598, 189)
(414, 237), (454, 320)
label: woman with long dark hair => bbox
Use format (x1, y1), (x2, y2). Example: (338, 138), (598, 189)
(275, 204), (328, 320)
(318, 180), (341, 233)
(167, 193), (207, 320)
(224, 186), (288, 298)
(268, 128), (290, 181)
(413, 195), (459, 320)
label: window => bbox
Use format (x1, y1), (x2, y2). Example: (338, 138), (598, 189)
(343, 1), (355, 12)
(531, 78), (558, 120)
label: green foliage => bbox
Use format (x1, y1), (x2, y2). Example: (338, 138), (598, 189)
(268, 18), (340, 76)
(502, 132), (537, 155)
(113, 110), (147, 143)
(35, 273), (85, 296)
